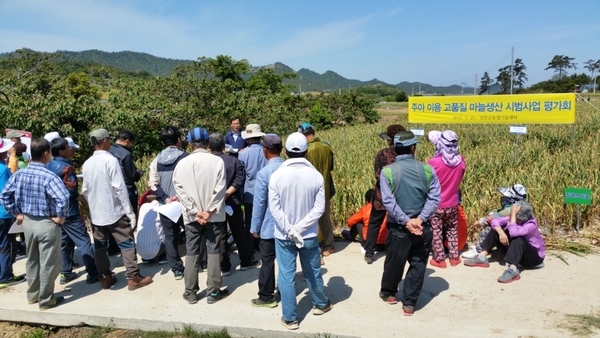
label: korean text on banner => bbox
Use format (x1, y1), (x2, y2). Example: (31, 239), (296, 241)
(408, 93), (575, 124)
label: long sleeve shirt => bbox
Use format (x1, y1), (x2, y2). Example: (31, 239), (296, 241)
(380, 155), (441, 225)
(490, 216), (546, 259)
(0, 163), (12, 219)
(268, 158), (325, 240)
(1, 162), (69, 218)
(238, 143), (267, 204)
(251, 157), (284, 239)
(81, 150), (132, 226)
(109, 144), (141, 194)
(173, 148), (226, 224)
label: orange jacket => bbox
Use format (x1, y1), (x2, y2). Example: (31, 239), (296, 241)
(346, 203), (387, 245)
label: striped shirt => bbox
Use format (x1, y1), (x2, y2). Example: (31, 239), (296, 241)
(0, 162), (69, 218)
(135, 200), (164, 260)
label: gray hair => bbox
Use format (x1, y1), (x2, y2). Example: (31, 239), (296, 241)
(515, 200), (534, 224)
(208, 133), (225, 152)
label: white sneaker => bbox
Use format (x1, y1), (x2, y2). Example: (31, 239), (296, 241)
(461, 247), (478, 259)
(360, 246), (366, 254)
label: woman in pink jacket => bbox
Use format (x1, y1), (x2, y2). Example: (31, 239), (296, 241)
(427, 130), (466, 268)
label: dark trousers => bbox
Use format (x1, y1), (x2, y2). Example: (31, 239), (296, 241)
(160, 213), (185, 273)
(92, 216), (140, 279)
(350, 223), (364, 242)
(364, 207), (387, 257)
(0, 218), (15, 282)
(184, 221), (225, 296)
(128, 190), (139, 217)
(481, 230), (543, 267)
(257, 238), (276, 301)
(380, 224), (432, 307)
(244, 203), (259, 253)
(60, 215), (98, 278)
(223, 204), (253, 269)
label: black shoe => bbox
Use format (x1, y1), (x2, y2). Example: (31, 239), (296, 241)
(207, 289), (229, 304)
(60, 272), (78, 285)
(240, 260), (260, 271)
(0, 274), (26, 287)
(364, 255), (373, 264)
(183, 292), (198, 304)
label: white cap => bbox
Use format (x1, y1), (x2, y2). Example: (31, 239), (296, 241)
(285, 132), (308, 153)
(44, 131), (61, 142)
(0, 139), (15, 153)
(65, 137), (80, 149)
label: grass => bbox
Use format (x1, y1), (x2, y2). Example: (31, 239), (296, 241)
(564, 310), (600, 336)
(16, 323), (231, 338)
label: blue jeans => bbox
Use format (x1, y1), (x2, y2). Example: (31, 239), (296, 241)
(275, 237), (328, 322)
(0, 218), (15, 282)
(61, 215), (98, 278)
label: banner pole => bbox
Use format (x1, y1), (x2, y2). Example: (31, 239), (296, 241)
(514, 135), (519, 165)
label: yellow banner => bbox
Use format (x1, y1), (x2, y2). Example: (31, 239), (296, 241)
(408, 93), (576, 124)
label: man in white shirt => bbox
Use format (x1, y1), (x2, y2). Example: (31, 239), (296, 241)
(173, 127), (228, 305)
(82, 128), (153, 291)
(268, 132), (332, 330)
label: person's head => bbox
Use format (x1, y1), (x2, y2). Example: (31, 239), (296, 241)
(364, 189), (375, 203)
(89, 128), (112, 151)
(187, 127), (210, 150)
(6, 130), (23, 143)
(514, 200), (534, 224)
(50, 137), (75, 160)
(241, 124), (266, 144)
(393, 131), (417, 156)
(230, 117), (241, 133)
(379, 124), (406, 146)
(0, 139), (15, 161)
(160, 126), (182, 148)
(285, 132), (308, 158)
(30, 137), (52, 164)
(297, 122), (315, 139)
(498, 184), (528, 207)
(13, 143), (27, 157)
(208, 132), (225, 152)
(116, 130), (136, 148)
(261, 134), (283, 159)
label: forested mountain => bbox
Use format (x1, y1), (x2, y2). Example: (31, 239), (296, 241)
(0, 49), (470, 94)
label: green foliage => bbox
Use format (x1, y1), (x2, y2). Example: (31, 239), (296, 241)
(307, 102), (333, 129)
(545, 55), (577, 79)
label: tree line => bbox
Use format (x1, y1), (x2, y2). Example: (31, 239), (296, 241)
(0, 50), (379, 164)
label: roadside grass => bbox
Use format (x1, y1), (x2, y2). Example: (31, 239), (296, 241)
(17, 324), (232, 338)
(564, 310), (600, 337)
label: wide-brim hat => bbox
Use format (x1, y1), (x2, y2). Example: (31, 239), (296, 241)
(0, 139), (15, 153)
(242, 124), (266, 139)
(5, 130), (24, 139)
(498, 184), (527, 200)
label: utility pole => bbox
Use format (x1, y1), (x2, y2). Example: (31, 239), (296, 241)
(474, 74), (478, 95)
(510, 47), (514, 95)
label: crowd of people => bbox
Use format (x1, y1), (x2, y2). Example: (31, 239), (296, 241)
(0, 120), (546, 329)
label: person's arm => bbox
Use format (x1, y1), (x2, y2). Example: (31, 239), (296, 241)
(122, 152), (141, 183)
(268, 175), (291, 234)
(204, 161), (226, 216)
(347, 204), (367, 227)
(109, 159), (133, 214)
(490, 216), (509, 230)
(507, 218), (538, 237)
(418, 167), (441, 222)
(172, 165), (198, 217)
(148, 157), (170, 203)
(0, 175), (18, 215)
(380, 167), (410, 225)
(227, 159), (245, 199)
(8, 149), (18, 174)
(292, 181), (325, 235)
(250, 170), (268, 235)
(47, 175), (70, 220)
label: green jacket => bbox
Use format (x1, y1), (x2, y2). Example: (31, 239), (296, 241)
(307, 137), (334, 199)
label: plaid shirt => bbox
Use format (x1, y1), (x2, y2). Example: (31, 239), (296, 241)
(0, 162), (69, 218)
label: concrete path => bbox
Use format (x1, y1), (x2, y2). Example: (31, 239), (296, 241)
(0, 241), (598, 337)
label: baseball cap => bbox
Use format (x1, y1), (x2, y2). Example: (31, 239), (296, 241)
(241, 124), (266, 139)
(187, 126), (209, 143)
(44, 131), (61, 142)
(65, 137), (80, 149)
(0, 139), (15, 153)
(285, 132), (308, 153)
(297, 122), (315, 134)
(498, 184), (527, 200)
(89, 128), (111, 142)
(5, 130), (24, 139)
(393, 131), (417, 147)
(262, 133), (282, 151)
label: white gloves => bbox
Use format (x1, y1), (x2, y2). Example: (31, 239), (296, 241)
(126, 212), (137, 230)
(288, 230), (304, 249)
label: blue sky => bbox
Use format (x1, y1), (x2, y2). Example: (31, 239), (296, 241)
(1, 0), (599, 87)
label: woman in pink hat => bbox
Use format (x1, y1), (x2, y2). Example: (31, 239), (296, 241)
(427, 130), (466, 268)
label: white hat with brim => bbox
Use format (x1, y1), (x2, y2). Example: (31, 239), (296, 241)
(0, 139), (15, 153)
(65, 137), (80, 149)
(44, 131), (61, 142)
(285, 132), (308, 153)
(498, 184), (527, 200)
(241, 124), (266, 139)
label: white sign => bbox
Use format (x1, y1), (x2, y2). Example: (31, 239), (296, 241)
(411, 128), (425, 136)
(509, 126), (527, 135)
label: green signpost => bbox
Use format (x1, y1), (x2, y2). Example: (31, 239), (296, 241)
(564, 187), (592, 231)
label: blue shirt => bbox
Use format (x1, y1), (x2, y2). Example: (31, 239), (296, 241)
(46, 156), (80, 217)
(251, 157), (284, 239)
(0, 163), (11, 219)
(224, 130), (247, 154)
(1, 162), (69, 218)
(238, 143), (267, 204)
